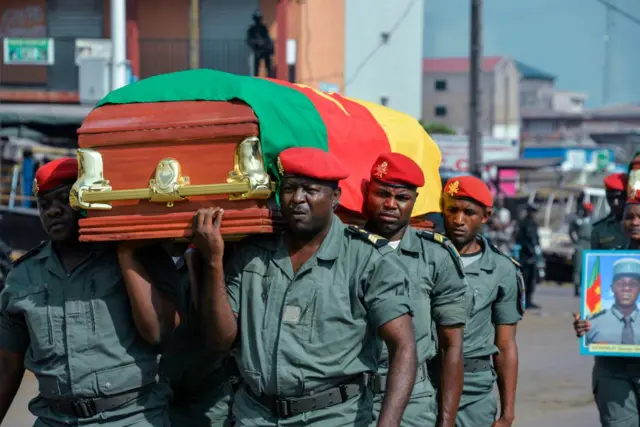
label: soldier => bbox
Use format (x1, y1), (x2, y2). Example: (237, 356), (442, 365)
(515, 203), (542, 309)
(591, 173), (627, 250)
(570, 202), (594, 297)
(0, 158), (181, 426)
(441, 176), (523, 427)
(585, 258), (640, 345)
(160, 243), (234, 427)
(192, 147), (417, 427)
(574, 193), (640, 427)
(362, 153), (470, 427)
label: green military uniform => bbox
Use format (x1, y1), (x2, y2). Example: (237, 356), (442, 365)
(456, 235), (523, 427)
(590, 245), (640, 426)
(591, 214), (627, 250)
(0, 242), (181, 427)
(225, 215), (413, 427)
(160, 256), (234, 427)
(570, 215), (593, 292)
(369, 228), (470, 427)
(587, 307), (640, 345)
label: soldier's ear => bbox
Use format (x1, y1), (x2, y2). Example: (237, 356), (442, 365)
(332, 186), (342, 210)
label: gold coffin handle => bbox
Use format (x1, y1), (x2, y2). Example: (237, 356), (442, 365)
(70, 137), (273, 211)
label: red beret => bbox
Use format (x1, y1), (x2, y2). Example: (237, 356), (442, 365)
(370, 152), (425, 188)
(603, 173), (627, 192)
(276, 147), (349, 181)
(444, 175), (493, 207)
(583, 202), (594, 212)
(33, 157), (78, 196)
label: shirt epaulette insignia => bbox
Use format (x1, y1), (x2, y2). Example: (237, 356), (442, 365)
(418, 230), (464, 275)
(489, 243), (521, 268)
(347, 225), (389, 248)
(13, 241), (47, 267)
(588, 309), (607, 320)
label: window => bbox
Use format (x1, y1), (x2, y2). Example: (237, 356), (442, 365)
(435, 80), (447, 91)
(435, 106), (447, 117)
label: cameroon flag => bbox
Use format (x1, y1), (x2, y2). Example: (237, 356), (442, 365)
(586, 256), (601, 314)
(95, 69), (442, 216)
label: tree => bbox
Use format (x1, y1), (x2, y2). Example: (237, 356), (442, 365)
(420, 121), (456, 135)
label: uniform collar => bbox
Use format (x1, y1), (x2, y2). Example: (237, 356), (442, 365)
(397, 226), (422, 254)
(612, 305), (640, 322)
(461, 235), (497, 276)
(272, 215), (343, 280)
(36, 241), (111, 279)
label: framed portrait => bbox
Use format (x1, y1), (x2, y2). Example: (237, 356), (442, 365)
(580, 250), (640, 357)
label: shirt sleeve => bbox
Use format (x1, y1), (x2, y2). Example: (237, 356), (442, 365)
(493, 264), (523, 324)
(431, 249), (470, 326)
(0, 271), (30, 355)
(362, 250), (413, 330)
(136, 245), (184, 314)
(223, 244), (244, 315)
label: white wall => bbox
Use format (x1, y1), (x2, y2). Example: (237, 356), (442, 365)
(344, 0), (424, 119)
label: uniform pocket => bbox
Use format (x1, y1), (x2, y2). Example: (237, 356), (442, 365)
(14, 287), (55, 360)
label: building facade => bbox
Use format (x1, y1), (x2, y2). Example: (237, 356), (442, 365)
(422, 56), (520, 138)
(344, 0), (425, 119)
(0, 0), (424, 117)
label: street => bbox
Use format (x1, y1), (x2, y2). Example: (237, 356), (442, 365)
(2, 284), (598, 427)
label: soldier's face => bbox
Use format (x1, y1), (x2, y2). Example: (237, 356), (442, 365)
(280, 176), (340, 237)
(37, 184), (80, 242)
(623, 204), (640, 240)
(612, 276), (640, 307)
(442, 195), (491, 247)
(363, 180), (416, 239)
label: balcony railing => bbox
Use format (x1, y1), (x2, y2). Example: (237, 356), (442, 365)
(0, 37), (255, 93)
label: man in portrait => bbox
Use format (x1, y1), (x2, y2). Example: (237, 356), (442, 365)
(586, 257), (640, 345)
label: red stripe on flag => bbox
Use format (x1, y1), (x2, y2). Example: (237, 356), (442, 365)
(265, 79), (391, 214)
(586, 257), (601, 313)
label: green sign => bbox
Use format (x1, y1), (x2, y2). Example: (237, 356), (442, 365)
(3, 38), (54, 65)
(595, 150), (610, 171)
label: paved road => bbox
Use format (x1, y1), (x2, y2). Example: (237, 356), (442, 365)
(1, 284), (599, 427)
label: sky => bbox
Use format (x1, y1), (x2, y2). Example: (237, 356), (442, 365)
(423, 0), (640, 107)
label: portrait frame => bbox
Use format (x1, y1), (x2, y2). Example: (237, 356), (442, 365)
(580, 250), (640, 357)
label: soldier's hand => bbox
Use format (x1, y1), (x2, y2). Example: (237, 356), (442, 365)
(572, 312), (591, 337)
(191, 208), (225, 261)
(493, 418), (514, 427)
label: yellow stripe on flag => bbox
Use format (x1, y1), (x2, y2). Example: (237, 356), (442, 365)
(347, 98), (442, 215)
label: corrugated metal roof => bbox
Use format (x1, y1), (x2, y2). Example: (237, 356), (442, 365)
(422, 56), (504, 73)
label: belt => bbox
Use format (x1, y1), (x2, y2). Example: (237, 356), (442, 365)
(246, 375), (365, 419)
(369, 360), (430, 394)
(463, 356), (492, 373)
(47, 386), (150, 418)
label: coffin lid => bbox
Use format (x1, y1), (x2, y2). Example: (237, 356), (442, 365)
(78, 100), (257, 136)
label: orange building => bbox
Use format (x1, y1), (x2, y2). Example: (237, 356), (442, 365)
(0, 0), (346, 103)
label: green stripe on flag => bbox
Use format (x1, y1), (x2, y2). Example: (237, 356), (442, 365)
(95, 69), (328, 179)
(588, 256), (599, 288)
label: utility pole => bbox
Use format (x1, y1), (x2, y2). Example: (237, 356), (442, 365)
(602, 0), (615, 105)
(469, 0), (483, 178)
(189, 0), (200, 69)
(110, 0), (128, 90)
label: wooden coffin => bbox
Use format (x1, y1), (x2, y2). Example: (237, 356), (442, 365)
(72, 101), (285, 242)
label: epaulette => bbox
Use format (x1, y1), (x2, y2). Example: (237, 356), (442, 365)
(588, 309), (608, 320)
(488, 243), (521, 269)
(347, 225), (389, 248)
(418, 230), (464, 275)
(12, 241), (47, 267)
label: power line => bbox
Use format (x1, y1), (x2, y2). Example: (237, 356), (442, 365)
(344, 0), (420, 87)
(594, 0), (640, 26)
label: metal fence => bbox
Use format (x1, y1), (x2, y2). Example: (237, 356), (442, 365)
(0, 37), (253, 92)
